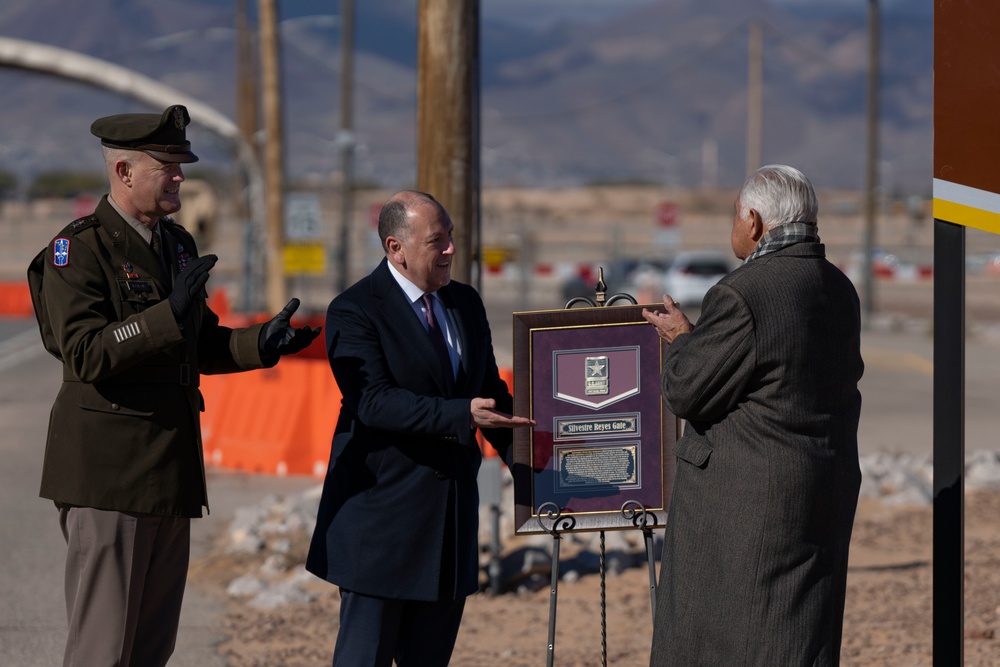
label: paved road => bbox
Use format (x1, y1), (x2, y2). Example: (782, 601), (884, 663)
(1, 312), (996, 666)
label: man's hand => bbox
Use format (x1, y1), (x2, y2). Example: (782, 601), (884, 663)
(260, 298), (322, 357)
(642, 294), (693, 344)
(168, 254), (217, 319)
(471, 397), (536, 430)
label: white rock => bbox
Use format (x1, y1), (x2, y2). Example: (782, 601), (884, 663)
(227, 574), (267, 598)
(882, 485), (932, 506)
(259, 554), (287, 576)
(248, 578), (316, 610)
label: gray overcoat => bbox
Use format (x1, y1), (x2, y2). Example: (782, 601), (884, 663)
(650, 241), (863, 667)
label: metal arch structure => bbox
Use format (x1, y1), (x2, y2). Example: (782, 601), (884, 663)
(0, 36), (266, 308)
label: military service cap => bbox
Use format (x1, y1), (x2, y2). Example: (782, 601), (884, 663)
(90, 104), (199, 163)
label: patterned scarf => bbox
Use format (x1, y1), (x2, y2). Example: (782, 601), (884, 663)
(744, 221), (820, 263)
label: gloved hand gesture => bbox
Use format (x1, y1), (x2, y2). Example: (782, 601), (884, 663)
(260, 298), (322, 357)
(168, 254), (217, 320)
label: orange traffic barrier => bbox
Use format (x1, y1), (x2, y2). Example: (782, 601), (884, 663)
(201, 358), (339, 477)
(201, 357), (516, 476)
(207, 285), (231, 319)
(0, 282), (33, 317)
(193, 289), (518, 477)
(212, 286), (327, 361)
(0, 284), (250, 320)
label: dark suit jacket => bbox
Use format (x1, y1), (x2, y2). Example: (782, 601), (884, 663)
(28, 196), (270, 517)
(306, 258), (514, 602)
(650, 242), (863, 667)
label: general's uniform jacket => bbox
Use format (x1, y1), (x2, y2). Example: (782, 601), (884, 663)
(306, 258), (514, 602)
(28, 195), (271, 518)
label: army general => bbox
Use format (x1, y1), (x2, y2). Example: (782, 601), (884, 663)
(27, 104), (321, 667)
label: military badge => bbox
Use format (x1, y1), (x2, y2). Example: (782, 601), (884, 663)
(126, 281), (152, 293)
(69, 215), (96, 230)
(53, 238), (70, 267)
(585, 355), (609, 396)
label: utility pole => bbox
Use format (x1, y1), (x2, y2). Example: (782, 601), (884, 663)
(470, 1), (481, 291)
(236, 0), (260, 310)
(259, 0), (286, 312)
(746, 20), (763, 176)
(862, 0), (880, 327)
(236, 0), (259, 155)
(416, 0), (479, 285)
(336, 0), (355, 293)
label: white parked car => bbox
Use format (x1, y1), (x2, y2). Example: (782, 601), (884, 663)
(662, 250), (732, 307)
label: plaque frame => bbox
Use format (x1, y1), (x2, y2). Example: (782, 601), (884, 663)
(512, 304), (678, 534)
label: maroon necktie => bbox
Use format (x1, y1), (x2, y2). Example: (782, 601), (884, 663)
(422, 293), (455, 395)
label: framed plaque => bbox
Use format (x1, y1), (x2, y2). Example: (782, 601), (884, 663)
(511, 304), (678, 534)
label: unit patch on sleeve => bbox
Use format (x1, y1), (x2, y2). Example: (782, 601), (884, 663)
(53, 238), (70, 267)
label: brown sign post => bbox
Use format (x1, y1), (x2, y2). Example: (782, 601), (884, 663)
(934, 2), (1000, 234)
(933, 3), (1000, 664)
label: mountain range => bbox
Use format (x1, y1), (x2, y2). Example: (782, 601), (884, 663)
(0, 0), (933, 192)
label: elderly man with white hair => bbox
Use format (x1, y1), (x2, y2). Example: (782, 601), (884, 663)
(643, 165), (864, 667)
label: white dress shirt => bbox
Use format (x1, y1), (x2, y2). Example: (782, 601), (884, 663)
(386, 260), (461, 376)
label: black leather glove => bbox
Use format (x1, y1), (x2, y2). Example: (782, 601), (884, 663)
(168, 254), (217, 320)
(259, 298), (322, 358)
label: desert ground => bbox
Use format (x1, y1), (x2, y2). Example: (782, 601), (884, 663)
(186, 488), (1000, 667)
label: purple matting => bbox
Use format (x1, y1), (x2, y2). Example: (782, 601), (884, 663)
(528, 321), (665, 515)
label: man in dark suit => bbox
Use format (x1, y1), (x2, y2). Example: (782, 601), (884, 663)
(27, 105), (320, 667)
(643, 165), (863, 666)
(306, 190), (534, 666)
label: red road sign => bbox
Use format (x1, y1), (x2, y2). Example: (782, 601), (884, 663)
(656, 202), (678, 227)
